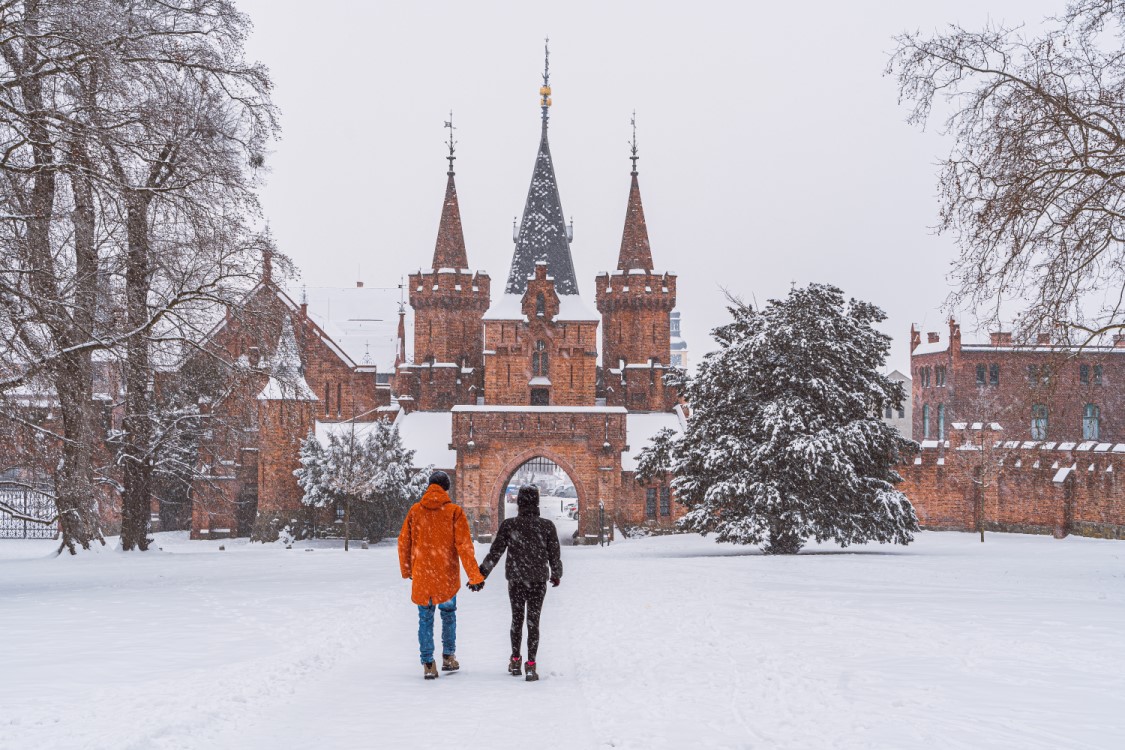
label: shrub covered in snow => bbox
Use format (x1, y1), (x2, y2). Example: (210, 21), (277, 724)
(639, 283), (919, 554)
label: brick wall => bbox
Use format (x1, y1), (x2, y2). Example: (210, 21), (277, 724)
(900, 441), (1125, 539)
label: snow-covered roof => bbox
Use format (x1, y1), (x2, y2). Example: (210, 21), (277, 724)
(394, 410), (456, 469)
(451, 405), (626, 414)
(258, 318), (317, 401)
(622, 407), (688, 472)
(912, 337), (948, 356)
(482, 293), (599, 322)
(296, 285), (403, 372)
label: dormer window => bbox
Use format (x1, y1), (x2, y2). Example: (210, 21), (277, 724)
(536, 293), (545, 317)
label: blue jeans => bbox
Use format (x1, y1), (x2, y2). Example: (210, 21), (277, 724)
(417, 596), (457, 664)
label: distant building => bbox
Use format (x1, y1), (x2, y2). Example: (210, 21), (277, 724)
(881, 369), (912, 438)
(670, 311), (688, 370)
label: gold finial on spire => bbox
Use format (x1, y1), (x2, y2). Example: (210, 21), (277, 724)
(540, 37), (552, 124)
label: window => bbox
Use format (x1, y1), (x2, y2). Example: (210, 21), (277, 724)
(324, 382), (330, 416)
(989, 364), (1000, 386)
(922, 404), (931, 439)
(1031, 404), (1048, 440)
(532, 340), (549, 377)
(335, 503), (345, 521)
(897, 406), (905, 419)
(535, 293), (545, 317)
(935, 366), (946, 387)
(885, 405), (893, 419)
(530, 387), (550, 406)
(336, 383), (342, 417)
(645, 488), (657, 519)
(976, 364), (986, 385)
(918, 366), (931, 387)
(1080, 364), (1090, 385)
(938, 404), (946, 440)
(1095, 365), (1103, 385)
(660, 486), (671, 516)
(1083, 404), (1100, 441)
(1028, 364), (1039, 384)
(1041, 364), (1052, 386)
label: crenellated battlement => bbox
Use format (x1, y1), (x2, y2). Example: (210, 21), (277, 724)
(594, 269), (677, 311)
(409, 269), (491, 311)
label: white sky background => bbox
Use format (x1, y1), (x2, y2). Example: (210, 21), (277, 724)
(236, 0), (1061, 373)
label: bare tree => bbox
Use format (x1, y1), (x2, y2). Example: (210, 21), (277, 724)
(888, 1), (1125, 343)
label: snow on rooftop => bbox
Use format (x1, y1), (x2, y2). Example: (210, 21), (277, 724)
(296, 285), (403, 371)
(622, 409), (688, 472)
(394, 410), (455, 469)
(482, 293), (599, 322)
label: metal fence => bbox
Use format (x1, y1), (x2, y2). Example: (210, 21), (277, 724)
(0, 488), (57, 539)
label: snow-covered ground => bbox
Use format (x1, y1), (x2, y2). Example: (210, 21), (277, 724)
(1, 531), (1123, 750)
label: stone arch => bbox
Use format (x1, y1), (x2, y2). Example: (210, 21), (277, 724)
(488, 447), (588, 530)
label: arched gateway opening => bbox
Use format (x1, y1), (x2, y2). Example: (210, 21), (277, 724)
(450, 406), (628, 545)
(499, 456), (580, 545)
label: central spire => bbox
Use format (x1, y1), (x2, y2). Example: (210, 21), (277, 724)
(431, 113), (468, 270)
(506, 39), (579, 296)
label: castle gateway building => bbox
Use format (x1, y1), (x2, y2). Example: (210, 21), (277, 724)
(189, 55), (686, 542)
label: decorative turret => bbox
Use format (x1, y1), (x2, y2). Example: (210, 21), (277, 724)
(400, 116), (490, 411)
(595, 114), (678, 412)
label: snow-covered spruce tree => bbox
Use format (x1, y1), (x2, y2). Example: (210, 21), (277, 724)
(361, 420), (431, 544)
(667, 284), (918, 554)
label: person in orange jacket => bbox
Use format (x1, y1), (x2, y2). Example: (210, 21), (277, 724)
(398, 470), (485, 680)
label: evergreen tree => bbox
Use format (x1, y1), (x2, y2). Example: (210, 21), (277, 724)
(659, 283), (918, 554)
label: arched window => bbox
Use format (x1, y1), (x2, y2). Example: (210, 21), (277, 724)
(937, 404), (946, 440)
(976, 364), (986, 385)
(989, 363), (1000, 386)
(1031, 404), (1048, 440)
(922, 404), (931, 439)
(533, 340), (548, 377)
(1083, 404), (1100, 441)
(535, 293), (545, 317)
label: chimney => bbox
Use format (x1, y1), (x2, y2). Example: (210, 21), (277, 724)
(990, 332), (1013, 346)
(1115, 334), (1125, 348)
(1036, 332), (1051, 346)
(910, 324), (921, 354)
(356, 281), (364, 288)
(927, 332), (940, 344)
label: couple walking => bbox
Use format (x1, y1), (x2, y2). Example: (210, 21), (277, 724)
(397, 470), (563, 681)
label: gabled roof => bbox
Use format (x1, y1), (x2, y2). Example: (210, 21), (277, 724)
(506, 121), (579, 296)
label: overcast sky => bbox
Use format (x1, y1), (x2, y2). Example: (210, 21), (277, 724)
(235, 0), (1061, 373)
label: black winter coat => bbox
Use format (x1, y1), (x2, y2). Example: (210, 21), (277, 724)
(479, 500), (562, 585)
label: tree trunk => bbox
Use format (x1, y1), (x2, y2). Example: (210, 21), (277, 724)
(765, 518), (803, 555)
(344, 499), (350, 552)
(120, 192), (153, 551)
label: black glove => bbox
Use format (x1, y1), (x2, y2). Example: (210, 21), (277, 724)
(550, 577), (560, 587)
(468, 581), (484, 592)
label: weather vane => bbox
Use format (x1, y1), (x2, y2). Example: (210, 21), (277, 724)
(629, 110), (639, 174)
(444, 111), (456, 174)
(540, 37), (552, 125)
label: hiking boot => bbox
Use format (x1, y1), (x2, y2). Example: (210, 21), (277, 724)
(442, 654), (459, 672)
(423, 661), (439, 680)
(508, 655), (522, 676)
(525, 660), (539, 682)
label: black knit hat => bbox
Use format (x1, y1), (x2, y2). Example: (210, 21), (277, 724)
(428, 470), (451, 491)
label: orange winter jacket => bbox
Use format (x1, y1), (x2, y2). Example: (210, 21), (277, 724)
(398, 485), (484, 606)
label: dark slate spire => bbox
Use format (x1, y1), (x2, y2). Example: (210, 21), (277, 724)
(617, 112), (654, 272)
(505, 40), (580, 296)
(432, 114), (468, 270)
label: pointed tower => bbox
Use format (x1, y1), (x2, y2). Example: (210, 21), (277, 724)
(400, 116), (491, 411)
(595, 115), (678, 412)
(482, 43), (601, 407)
(505, 42), (579, 296)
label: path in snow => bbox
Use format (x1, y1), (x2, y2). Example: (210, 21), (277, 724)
(1, 531), (1123, 749)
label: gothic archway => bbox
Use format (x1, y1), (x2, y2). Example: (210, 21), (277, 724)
(495, 454), (580, 545)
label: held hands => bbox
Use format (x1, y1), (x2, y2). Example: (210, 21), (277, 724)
(467, 581), (485, 592)
(550, 577), (560, 587)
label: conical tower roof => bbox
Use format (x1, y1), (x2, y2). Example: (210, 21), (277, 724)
(431, 171), (468, 270)
(617, 171), (653, 271)
(506, 44), (579, 296)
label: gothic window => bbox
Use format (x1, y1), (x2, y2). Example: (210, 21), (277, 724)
(976, 364), (986, 385)
(937, 404), (946, 440)
(533, 340), (549, 377)
(1031, 404), (1048, 440)
(1083, 404), (1100, 441)
(922, 404), (931, 439)
(1095, 365), (1103, 385)
(935, 366), (946, 387)
(336, 383), (342, 417)
(324, 381), (330, 416)
(645, 488), (657, 519)
(660, 485), (671, 516)
(536, 293), (545, 317)
(1080, 364), (1090, 385)
(989, 363), (1000, 386)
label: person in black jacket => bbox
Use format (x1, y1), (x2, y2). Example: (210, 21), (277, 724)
(477, 484), (562, 682)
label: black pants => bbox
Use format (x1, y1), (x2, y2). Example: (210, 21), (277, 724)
(509, 581), (547, 661)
